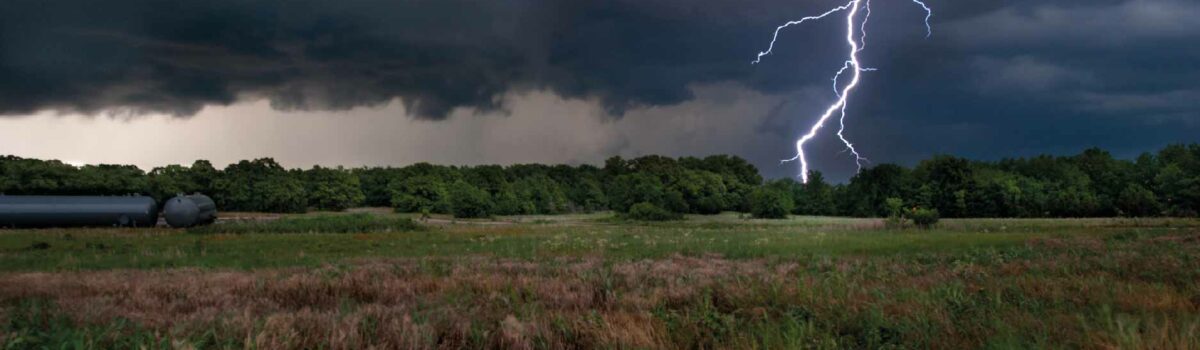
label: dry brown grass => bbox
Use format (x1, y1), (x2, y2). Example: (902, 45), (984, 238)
(2, 231), (1200, 349)
(1, 257), (742, 349)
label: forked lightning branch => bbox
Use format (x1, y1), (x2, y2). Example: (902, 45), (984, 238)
(752, 0), (932, 183)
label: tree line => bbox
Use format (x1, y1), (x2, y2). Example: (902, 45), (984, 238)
(1, 144), (1197, 218)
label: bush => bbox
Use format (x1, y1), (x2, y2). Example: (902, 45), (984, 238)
(906, 208), (940, 228)
(447, 180), (493, 218)
(884, 197), (906, 229)
(748, 186), (793, 219)
(626, 202), (683, 221)
(189, 213), (420, 234)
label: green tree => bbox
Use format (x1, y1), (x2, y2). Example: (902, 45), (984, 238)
(1046, 168), (1101, 217)
(389, 175), (450, 214)
(565, 177), (607, 212)
(970, 170), (1020, 217)
(1049, 185), (1101, 217)
(75, 164), (151, 195)
(1116, 184), (1160, 217)
(913, 156), (974, 218)
(149, 164), (202, 201)
(795, 171), (835, 216)
(1073, 148), (1130, 215)
(513, 175), (570, 214)
(447, 180), (493, 218)
(0, 156), (78, 195)
(354, 167), (404, 207)
(749, 182), (794, 219)
(490, 183), (532, 215)
(607, 173), (676, 213)
(1155, 164), (1200, 217)
(302, 166), (365, 211)
(4, 144), (1199, 218)
(838, 164), (913, 217)
(673, 170), (730, 215)
(680, 155), (763, 187)
(189, 160), (219, 193)
(213, 158), (307, 213)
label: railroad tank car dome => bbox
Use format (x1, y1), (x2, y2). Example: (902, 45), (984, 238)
(163, 196), (200, 228)
(164, 194), (218, 228)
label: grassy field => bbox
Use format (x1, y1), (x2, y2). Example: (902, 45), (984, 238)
(1, 212), (1198, 349)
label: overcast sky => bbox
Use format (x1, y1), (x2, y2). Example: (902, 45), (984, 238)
(1, 0), (1197, 180)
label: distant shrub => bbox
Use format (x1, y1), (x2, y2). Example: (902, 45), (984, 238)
(749, 186), (793, 219)
(906, 208), (940, 229)
(884, 197), (906, 229)
(189, 213), (419, 234)
(626, 202), (683, 221)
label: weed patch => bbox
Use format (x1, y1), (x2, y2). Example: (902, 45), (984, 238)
(189, 213), (421, 234)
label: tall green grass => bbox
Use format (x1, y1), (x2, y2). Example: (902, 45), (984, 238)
(0, 215), (1194, 271)
(2, 300), (174, 349)
(188, 213), (421, 234)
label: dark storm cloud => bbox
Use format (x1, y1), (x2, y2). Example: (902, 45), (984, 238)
(0, 0), (549, 117)
(3, 0), (1191, 117)
(0, 0), (1080, 119)
(820, 0), (1200, 177)
(0, 0), (1196, 179)
(0, 0), (821, 118)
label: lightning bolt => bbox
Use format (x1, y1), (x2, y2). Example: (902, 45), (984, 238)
(753, 0), (932, 183)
